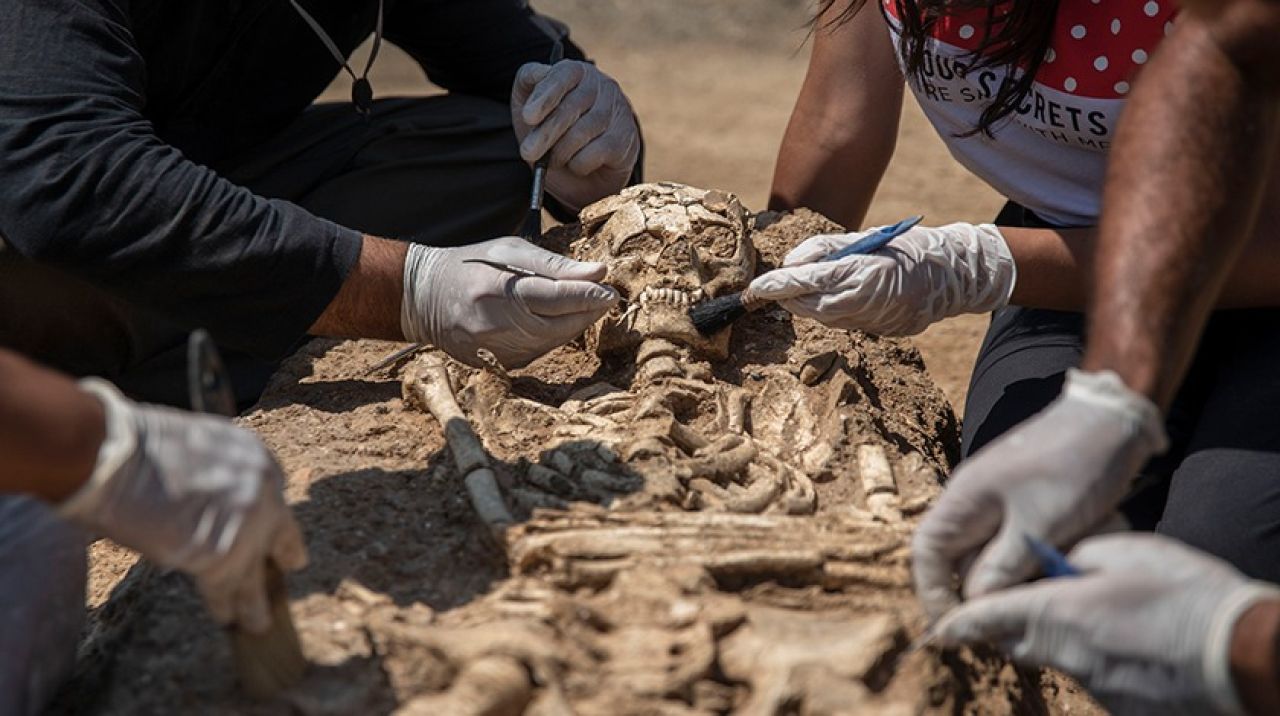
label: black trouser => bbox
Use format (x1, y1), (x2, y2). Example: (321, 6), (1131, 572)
(0, 96), (531, 409)
(961, 202), (1280, 583)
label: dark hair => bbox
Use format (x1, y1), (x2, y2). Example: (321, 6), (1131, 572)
(817, 0), (1059, 137)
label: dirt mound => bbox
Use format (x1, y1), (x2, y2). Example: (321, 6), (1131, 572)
(57, 189), (1092, 715)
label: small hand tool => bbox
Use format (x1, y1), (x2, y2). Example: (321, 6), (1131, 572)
(905, 532), (1080, 656)
(363, 343), (429, 377)
(1024, 534), (1082, 578)
(461, 258), (559, 280)
(520, 38), (566, 243)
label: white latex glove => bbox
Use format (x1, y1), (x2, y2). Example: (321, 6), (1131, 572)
(59, 380), (307, 634)
(511, 60), (640, 211)
(935, 534), (1280, 716)
(747, 222), (1016, 336)
(912, 369), (1168, 622)
(401, 237), (619, 368)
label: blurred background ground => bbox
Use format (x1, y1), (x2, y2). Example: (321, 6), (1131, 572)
(320, 0), (1007, 414)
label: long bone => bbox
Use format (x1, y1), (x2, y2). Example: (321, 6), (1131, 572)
(403, 354), (515, 538)
(717, 387), (750, 435)
(857, 443), (903, 524)
(395, 656), (534, 716)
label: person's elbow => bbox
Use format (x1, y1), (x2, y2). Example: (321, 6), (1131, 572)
(0, 188), (69, 265)
(0, 115), (171, 267)
(1182, 0), (1280, 88)
(1225, 1), (1280, 85)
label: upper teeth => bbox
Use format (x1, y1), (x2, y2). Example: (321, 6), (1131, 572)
(636, 287), (705, 307)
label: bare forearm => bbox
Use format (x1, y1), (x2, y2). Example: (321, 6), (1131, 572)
(1082, 2), (1280, 407)
(310, 235), (408, 341)
(0, 350), (104, 502)
(1002, 222), (1280, 311)
(769, 1), (903, 230)
(770, 94), (898, 229)
(1230, 599), (1280, 716)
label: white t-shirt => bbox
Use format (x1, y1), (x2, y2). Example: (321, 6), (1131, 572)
(882, 0), (1177, 227)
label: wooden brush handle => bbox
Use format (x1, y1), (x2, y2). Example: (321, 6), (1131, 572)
(231, 560), (307, 698)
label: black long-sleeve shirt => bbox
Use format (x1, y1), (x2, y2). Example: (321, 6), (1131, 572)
(0, 0), (584, 359)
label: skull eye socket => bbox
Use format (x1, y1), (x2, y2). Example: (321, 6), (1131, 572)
(701, 227), (741, 259)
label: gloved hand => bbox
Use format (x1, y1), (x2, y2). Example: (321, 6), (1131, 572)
(511, 60), (640, 211)
(401, 237), (619, 368)
(59, 380), (307, 634)
(747, 222), (1016, 336)
(912, 369), (1168, 622)
(934, 533), (1280, 716)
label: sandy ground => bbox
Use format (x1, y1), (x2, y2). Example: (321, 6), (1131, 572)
(320, 0), (1006, 413)
(68, 195), (1102, 714)
(67, 3), (1088, 714)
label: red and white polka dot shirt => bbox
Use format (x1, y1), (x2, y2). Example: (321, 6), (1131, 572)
(881, 0), (1178, 226)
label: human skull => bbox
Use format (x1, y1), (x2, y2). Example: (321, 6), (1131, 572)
(571, 183), (756, 360)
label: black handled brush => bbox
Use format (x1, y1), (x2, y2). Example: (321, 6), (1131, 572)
(689, 216), (923, 336)
(520, 39), (566, 243)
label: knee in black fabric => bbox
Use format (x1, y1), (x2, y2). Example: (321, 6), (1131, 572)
(959, 306), (1086, 459)
(1157, 449), (1280, 583)
(230, 95), (535, 247)
(962, 372), (1067, 459)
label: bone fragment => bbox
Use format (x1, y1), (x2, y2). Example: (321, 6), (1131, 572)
(857, 444), (902, 524)
(525, 464), (575, 497)
(821, 561), (913, 590)
(800, 441), (836, 480)
(718, 387), (750, 434)
(778, 460), (819, 515)
(687, 434), (756, 481)
(798, 350), (840, 386)
(404, 356), (514, 535)
(636, 338), (681, 364)
(510, 487), (569, 512)
(899, 494), (934, 517)
(395, 656), (533, 716)
(667, 420), (710, 453)
(621, 437), (671, 462)
(703, 550), (825, 579)
(639, 355), (682, 383)
(857, 444), (896, 495)
(475, 349), (512, 387)
(723, 465), (782, 513)
(546, 450), (578, 478)
(565, 382), (625, 404)
(580, 468), (642, 495)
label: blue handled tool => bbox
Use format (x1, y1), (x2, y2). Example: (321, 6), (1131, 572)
(821, 215), (923, 262)
(1024, 534), (1082, 578)
(905, 533), (1079, 658)
(906, 534), (1080, 657)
